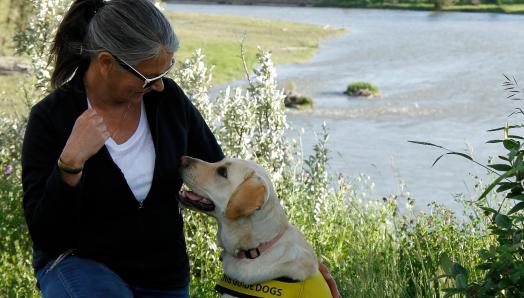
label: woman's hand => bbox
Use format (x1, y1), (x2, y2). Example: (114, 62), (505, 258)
(59, 108), (109, 185)
(61, 108), (110, 165)
(319, 261), (341, 298)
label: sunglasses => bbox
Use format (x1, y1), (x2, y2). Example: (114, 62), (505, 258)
(113, 55), (176, 89)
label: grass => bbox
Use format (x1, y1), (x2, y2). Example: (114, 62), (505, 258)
(166, 11), (345, 84)
(0, 12), (345, 109)
(345, 82), (381, 97)
(0, 73), (31, 116)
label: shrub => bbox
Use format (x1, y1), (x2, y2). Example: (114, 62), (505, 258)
(283, 82), (314, 109)
(345, 81), (380, 97)
(412, 75), (524, 297)
(0, 116), (39, 297)
(174, 48), (491, 297)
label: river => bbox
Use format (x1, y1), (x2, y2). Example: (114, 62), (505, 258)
(166, 2), (524, 212)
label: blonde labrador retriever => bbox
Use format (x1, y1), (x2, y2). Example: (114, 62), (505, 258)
(179, 156), (332, 297)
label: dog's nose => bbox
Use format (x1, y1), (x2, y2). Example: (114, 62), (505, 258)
(180, 156), (192, 168)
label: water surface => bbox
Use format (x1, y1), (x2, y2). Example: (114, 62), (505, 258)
(167, 2), (524, 211)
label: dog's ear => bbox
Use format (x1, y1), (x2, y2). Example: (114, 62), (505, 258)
(225, 174), (266, 220)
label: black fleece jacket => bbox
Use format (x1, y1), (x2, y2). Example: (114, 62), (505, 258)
(21, 70), (224, 288)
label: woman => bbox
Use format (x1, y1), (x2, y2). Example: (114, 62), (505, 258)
(22, 0), (340, 297)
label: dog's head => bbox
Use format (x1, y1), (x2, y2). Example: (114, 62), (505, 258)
(179, 156), (272, 220)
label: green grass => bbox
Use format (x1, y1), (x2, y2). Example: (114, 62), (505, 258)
(445, 3), (524, 13)
(0, 73), (31, 116)
(166, 12), (345, 84)
(0, 12), (345, 111)
(346, 82), (381, 97)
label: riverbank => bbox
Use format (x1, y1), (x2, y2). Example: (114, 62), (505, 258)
(320, 1), (524, 13)
(168, 0), (524, 13)
(165, 11), (344, 84)
(0, 11), (344, 114)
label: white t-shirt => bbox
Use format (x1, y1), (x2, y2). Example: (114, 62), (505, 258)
(88, 100), (155, 202)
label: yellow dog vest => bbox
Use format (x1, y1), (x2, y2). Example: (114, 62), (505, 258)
(215, 272), (331, 297)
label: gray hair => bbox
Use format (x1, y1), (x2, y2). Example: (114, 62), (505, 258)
(50, 0), (179, 88)
(86, 0), (178, 64)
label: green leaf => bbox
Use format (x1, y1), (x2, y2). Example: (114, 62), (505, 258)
(508, 135), (524, 140)
(476, 263), (493, 270)
(510, 271), (522, 283)
(508, 201), (524, 215)
(488, 164), (513, 171)
(456, 274), (467, 289)
(408, 140), (445, 149)
(495, 182), (518, 192)
(495, 213), (512, 229)
(443, 288), (466, 298)
(440, 253), (453, 275)
(515, 156), (524, 170)
(504, 139), (520, 151)
(486, 140), (503, 144)
(498, 155), (510, 162)
(509, 149), (519, 163)
(451, 262), (468, 277)
(429, 274), (452, 282)
(487, 125), (524, 132)
(479, 168), (517, 200)
(496, 182), (517, 192)
(507, 193), (524, 201)
(432, 152), (473, 167)
(513, 230), (522, 244)
(478, 249), (494, 259)
(480, 206), (498, 214)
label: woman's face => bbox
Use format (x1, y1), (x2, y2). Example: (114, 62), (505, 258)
(107, 50), (174, 103)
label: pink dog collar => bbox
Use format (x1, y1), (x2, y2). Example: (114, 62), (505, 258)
(236, 230), (286, 259)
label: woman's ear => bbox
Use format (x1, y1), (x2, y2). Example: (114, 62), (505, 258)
(225, 175), (266, 220)
(96, 51), (115, 78)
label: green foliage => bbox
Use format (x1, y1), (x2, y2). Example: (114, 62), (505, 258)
(0, 117), (39, 297)
(174, 48), (492, 297)
(346, 81), (381, 97)
(414, 76), (524, 297)
(15, 0), (72, 97)
(0, 0), (32, 55)
(0, 0), (498, 297)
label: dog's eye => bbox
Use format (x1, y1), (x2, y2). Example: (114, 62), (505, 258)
(217, 166), (228, 178)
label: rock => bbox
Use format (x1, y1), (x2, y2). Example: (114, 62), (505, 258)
(284, 90), (314, 109)
(0, 56), (30, 75)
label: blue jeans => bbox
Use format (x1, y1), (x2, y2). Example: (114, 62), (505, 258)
(35, 253), (189, 298)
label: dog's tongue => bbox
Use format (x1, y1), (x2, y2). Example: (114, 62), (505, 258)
(184, 191), (212, 204)
(180, 191), (215, 212)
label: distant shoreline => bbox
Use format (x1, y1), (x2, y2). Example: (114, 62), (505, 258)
(166, 0), (315, 6)
(165, 0), (524, 14)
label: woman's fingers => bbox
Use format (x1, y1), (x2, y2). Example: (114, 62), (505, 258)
(319, 261), (341, 298)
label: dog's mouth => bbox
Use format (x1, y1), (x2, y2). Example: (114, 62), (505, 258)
(178, 190), (215, 212)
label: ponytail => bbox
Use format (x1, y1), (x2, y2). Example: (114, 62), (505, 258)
(49, 0), (104, 89)
(50, 0), (178, 89)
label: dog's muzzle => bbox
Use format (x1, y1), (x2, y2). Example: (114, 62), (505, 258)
(178, 191), (215, 212)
